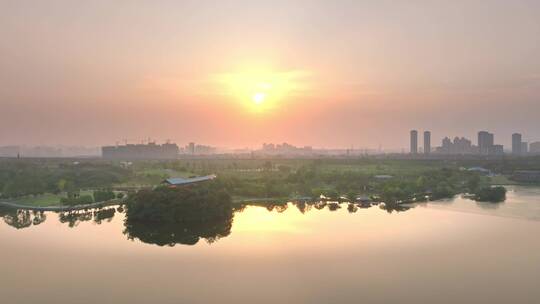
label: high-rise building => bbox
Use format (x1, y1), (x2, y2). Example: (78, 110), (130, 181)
(410, 130), (418, 154)
(478, 131), (494, 155)
(512, 133), (522, 155)
(521, 142), (529, 154)
(424, 131), (431, 154)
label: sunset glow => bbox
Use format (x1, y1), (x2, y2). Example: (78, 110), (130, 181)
(1, 1), (539, 149)
(215, 69), (309, 113)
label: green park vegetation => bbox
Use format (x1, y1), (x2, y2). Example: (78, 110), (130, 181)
(0, 159), (129, 197)
(3, 156), (540, 207)
(473, 186), (507, 202)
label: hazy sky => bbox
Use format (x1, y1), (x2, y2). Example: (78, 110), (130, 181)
(1, 0), (539, 149)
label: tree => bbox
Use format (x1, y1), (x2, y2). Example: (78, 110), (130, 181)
(474, 186), (506, 202)
(346, 191), (357, 202)
(124, 181), (233, 246)
(94, 190), (116, 202)
(466, 175), (481, 192)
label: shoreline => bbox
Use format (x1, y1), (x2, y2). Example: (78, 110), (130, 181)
(0, 200), (123, 211)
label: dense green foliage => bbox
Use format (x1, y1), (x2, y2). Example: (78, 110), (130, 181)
(93, 190), (116, 202)
(126, 181), (231, 222)
(0, 160), (130, 199)
(60, 194), (94, 205)
(474, 186), (507, 202)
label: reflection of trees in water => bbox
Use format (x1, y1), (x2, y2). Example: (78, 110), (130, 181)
(295, 201), (312, 214)
(0, 206), (119, 229)
(0, 208), (46, 229)
(379, 202), (413, 213)
(313, 201), (327, 210)
(327, 202), (341, 211)
(58, 207), (117, 228)
(236, 201), (290, 213)
(475, 201), (503, 210)
(234, 200), (415, 216)
(94, 208), (116, 224)
(124, 216), (232, 246)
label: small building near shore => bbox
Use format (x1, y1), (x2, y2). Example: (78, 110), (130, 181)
(467, 167), (492, 175)
(162, 174), (217, 187)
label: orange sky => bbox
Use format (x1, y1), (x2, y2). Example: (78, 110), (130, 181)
(1, 1), (539, 149)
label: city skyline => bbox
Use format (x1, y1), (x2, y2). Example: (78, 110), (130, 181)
(3, 127), (540, 157)
(409, 129), (539, 155)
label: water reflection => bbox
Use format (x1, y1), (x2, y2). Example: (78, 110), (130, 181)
(123, 215), (232, 246)
(0, 207), (47, 229)
(0, 199), (417, 230)
(379, 202), (413, 213)
(58, 208), (117, 228)
(5, 196), (511, 246)
(475, 201), (503, 210)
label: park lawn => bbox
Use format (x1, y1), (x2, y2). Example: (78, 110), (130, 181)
(8, 190), (99, 207)
(10, 193), (66, 207)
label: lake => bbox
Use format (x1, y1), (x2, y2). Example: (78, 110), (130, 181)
(1, 185), (540, 304)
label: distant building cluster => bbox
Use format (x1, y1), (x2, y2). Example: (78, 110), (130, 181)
(438, 137), (477, 154)
(102, 142), (179, 160)
(409, 130), (538, 156)
(182, 142), (216, 155)
(531, 142), (540, 154)
(100, 141), (220, 159)
(511, 133), (535, 155)
(260, 142), (313, 155)
(0, 145), (100, 158)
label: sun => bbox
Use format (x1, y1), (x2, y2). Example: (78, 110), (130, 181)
(216, 68), (308, 113)
(252, 92), (266, 105)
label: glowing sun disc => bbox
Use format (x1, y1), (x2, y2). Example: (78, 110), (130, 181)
(252, 92), (266, 104)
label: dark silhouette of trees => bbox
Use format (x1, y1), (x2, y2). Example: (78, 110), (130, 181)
(93, 190), (116, 203)
(347, 203), (358, 213)
(473, 186), (506, 202)
(59, 210), (94, 227)
(123, 181), (233, 246)
(0, 208), (47, 229)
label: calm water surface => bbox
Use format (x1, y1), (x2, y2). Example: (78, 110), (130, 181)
(1, 186), (540, 304)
